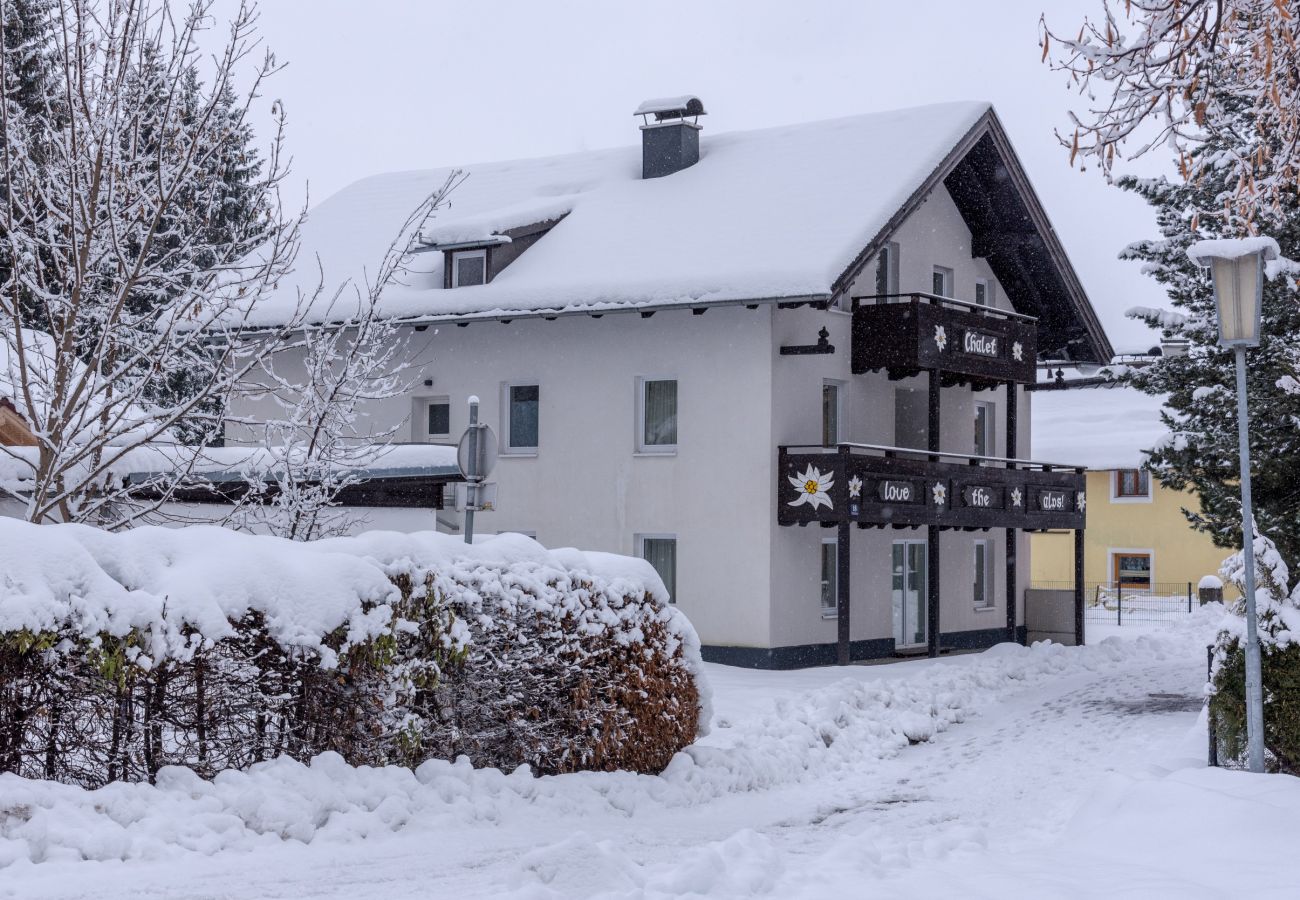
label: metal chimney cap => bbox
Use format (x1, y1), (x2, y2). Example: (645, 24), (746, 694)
(633, 95), (707, 121)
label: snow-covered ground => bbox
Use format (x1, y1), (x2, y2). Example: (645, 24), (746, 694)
(4, 612), (1298, 899)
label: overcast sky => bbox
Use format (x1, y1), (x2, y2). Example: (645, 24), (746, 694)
(215, 0), (1169, 350)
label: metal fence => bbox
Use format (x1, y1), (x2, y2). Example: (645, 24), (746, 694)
(1030, 581), (1205, 626)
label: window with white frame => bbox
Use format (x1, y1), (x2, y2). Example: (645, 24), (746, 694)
(451, 249), (487, 287)
(822, 381), (842, 447)
(875, 241), (900, 299)
(820, 537), (838, 616)
(637, 378), (677, 451)
(419, 396), (451, 441)
(974, 278), (994, 307)
(1112, 468), (1152, 502)
(973, 400), (995, 457)
(503, 383), (539, 452)
(973, 540), (994, 609)
(932, 265), (954, 298)
(638, 535), (677, 604)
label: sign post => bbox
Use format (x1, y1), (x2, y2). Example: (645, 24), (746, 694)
(457, 396), (499, 544)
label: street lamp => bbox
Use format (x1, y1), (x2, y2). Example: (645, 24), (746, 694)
(1188, 235), (1278, 775)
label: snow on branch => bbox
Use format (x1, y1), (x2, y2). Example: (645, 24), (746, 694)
(1042, 1), (1300, 225)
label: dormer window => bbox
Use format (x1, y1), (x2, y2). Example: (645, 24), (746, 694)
(451, 249), (487, 287)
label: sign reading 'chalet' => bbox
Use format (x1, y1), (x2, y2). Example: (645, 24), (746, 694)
(963, 330), (1000, 358)
(1038, 490), (1070, 512)
(876, 480), (921, 504)
(962, 485), (1003, 509)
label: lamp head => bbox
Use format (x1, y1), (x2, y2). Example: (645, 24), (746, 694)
(1187, 237), (1278, 349)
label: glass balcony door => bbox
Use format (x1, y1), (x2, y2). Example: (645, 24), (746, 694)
(892, 540), (928, 648)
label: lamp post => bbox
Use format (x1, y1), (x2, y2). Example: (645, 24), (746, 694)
(1188, 236), (1278, 774)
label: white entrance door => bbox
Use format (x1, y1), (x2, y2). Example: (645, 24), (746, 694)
(892, 540), (928, 648)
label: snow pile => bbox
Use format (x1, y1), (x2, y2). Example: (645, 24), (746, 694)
(0, 632), (1193, 868)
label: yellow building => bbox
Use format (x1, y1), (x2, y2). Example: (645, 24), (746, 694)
(1030, 383), (1237, 601)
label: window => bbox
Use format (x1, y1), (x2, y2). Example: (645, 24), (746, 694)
(894, 388), (928, 450)
(821, 538), (838, 616)
(505, 383), (539, 451)
(822, 381), (841, 447)
(451, 250), (487, 287)
(639, 535), (677, 604)
(973, 401), (995, 457)
(421, 397), (451, 441)
(973, 540), (994, 609)
(1113, 468), (1151, 501)
(932, 266), (954, 298)
(1112, 552), (1152, 589)
(875, 241), (900, 299)
(974, 278), (994, 307)
(638, 378), (677, 451)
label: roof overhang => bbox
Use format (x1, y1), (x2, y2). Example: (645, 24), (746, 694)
(830, 110), (1114, 364)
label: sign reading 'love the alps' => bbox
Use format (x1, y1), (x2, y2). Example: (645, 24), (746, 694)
(876, 480), (922, 504)
(961, 485), (1003, 509)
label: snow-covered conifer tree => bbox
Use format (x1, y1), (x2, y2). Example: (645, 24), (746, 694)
(1119, 124), (1300, 566)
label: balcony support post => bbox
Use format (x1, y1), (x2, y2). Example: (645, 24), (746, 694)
(1006, 382), (1019, 643)
(1073, 525), (1085, 646)
(927, 369), (941, 658)
(837, 518), (851, 666)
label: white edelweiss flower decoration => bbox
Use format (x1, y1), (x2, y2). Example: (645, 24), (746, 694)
(848, 475), (863, 499)
(934, 325), (948, 352)
(1010, 486), (1023, 507)
(1012, 341), (1024, 362)
(1077, 491), (1087, 512)
(787, 464), (835, 511)
(932, 482), (947, 506)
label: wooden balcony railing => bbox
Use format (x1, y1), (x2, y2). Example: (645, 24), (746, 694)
(850, 293), (1038, 386)
(778, 442), (1085, 530)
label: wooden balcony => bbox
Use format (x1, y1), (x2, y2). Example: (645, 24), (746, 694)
(851, 293), (1038, 386)
(778, 443), (1085, 531)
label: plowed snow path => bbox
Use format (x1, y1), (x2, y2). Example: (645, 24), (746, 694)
(2, 633), (1224, 899)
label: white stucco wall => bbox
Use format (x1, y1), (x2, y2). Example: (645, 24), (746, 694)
(230, 305), (776, 650)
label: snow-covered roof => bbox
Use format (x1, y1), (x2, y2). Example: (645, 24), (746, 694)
(247, 102), (1003, 328)
(1031, 385), (1170, 470)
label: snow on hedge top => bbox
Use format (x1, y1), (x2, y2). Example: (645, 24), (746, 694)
(0, 523), (688, 671)
(0, 519), (399, 665)
(1031, 385), (1169, 470)
(1186, 236), (1280, 265)
(247, 102), (991, 326)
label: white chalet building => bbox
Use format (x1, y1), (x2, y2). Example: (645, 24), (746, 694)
(237, 98), (1112, 668)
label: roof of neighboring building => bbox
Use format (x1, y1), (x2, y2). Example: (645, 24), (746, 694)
(1031, 383), (1170, 470)
(244, 101), (1112, 361)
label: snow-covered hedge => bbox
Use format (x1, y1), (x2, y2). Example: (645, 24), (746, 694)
(1209, 535), (1300, 773)
(0, 522), (707, 786)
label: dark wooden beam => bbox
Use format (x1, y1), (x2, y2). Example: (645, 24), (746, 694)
(837, 518), (851, 666)
(1074, 527), (1086, 646)
(1006, 381), (1019, 643)
(928, 368), (941, 658)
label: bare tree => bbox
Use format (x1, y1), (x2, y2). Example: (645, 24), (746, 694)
(1042, 0), (1300, 227)
(0, 0), (318, 526)
(229, 177), (462, 542)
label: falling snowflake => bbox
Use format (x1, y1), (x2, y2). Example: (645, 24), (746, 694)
(1012, 341), (1024, 362)
(787, 464), (835, 511)
(848, 475), (863, 499)
(934, 325), (948, 352)
(1010, 486), (1023, 507)
(932, 482), (947, 506)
